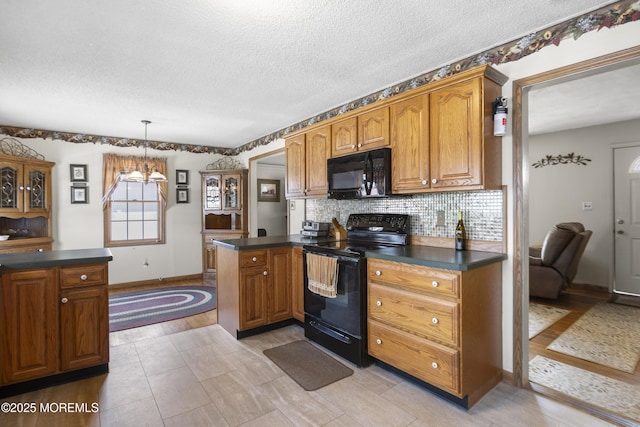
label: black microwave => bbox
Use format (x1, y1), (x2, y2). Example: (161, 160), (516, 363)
(327, 148), (392, 199)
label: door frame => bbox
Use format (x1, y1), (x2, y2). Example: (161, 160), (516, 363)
(511, 45), (640, 387)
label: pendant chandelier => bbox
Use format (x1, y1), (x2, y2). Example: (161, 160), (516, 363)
(125, 120), (168, 183)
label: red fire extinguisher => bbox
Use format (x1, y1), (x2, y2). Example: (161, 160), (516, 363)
(492, 97), (507, 136)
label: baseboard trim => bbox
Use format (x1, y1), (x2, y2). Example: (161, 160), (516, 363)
(109, 273), (204, 291)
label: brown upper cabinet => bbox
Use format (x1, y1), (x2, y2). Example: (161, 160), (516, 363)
(390, 95), (430, 193)
(285, 125), (330, 199)
(392, 66), (506, 194)
(284, 65), (507, 199)
(331, 107), (390, 157)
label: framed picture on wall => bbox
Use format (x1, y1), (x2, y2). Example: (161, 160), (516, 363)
(70, 164), (87, 182)
(71, 185), (88, 204)
(257, 179), (280, 202)
(176, 188), (190, 203)
(176, 169), (189, 185)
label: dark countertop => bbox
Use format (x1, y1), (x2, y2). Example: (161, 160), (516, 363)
(213, 234), (506, 271)
(213, 234), (339, 250)
(0, 248), (113, 270)
(366, 245), (507, 271)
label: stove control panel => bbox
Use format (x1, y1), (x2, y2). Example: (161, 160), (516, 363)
(345, 214), (409, 233)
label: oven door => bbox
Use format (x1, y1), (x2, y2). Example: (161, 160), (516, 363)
(303, 249), (364, 336)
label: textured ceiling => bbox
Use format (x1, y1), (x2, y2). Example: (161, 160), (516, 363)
(0, 0), (621, 149)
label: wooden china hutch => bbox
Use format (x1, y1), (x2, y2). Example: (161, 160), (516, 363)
(0, 148), (54, 254)
(200, 159), (248, 278)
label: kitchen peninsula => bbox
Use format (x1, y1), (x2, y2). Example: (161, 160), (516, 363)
(214, 233), (505, 408)
(0, 248), (113, 397)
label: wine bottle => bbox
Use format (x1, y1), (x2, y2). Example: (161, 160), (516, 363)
(455, 211), (466, 251)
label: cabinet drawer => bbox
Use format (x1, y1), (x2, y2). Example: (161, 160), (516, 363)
(368, 283), (459, 346)
(203, 233), (245, 246)
(60, 264), (107, 288)
(368, 319), (460, 395)
(239, 250), (268, 268)
(368, 259), (460, 298)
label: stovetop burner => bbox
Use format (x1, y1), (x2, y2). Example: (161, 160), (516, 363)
(303, 213), (410, 258)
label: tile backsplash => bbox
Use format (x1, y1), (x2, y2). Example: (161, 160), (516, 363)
(305, 189), (504, 241)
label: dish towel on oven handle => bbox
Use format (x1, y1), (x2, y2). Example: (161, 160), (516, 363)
(306, 253), (339, 298)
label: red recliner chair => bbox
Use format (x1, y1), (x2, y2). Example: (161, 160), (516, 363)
(529, 222), (592, 299)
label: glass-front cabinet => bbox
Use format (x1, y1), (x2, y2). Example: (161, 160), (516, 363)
(203, 173), (242, 212)
(200, 169), (248, 275)
(0, 154), (55, 253)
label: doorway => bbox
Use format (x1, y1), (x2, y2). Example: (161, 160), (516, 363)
(248, 148), (288, 237)
(512, 46), (640, 418)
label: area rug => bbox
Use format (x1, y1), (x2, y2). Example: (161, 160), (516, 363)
(529, 356), (640, 424)
(528, 303), (570, 339)
(547, 302), (640, 373)
(109, 286), (216, 332)
(263, 340), (353, 391)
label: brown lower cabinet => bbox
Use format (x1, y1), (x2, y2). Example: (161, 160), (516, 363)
(0, 262), (109, 387)
(217, 246), (293, 337)
(367, 258), (502, 408)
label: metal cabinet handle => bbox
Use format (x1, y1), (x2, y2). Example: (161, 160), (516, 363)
(431, 362), (438, 369)
(431, 179), (437, 184)
(376, 300), (382, 307)
(421, 180), (427, 185)
(80, 274), (88, 281)
(617, 230), (624, 235)
(61, 297), (68, 304)
(263, 271), (268, 276)
(375, 270), (381, 276)
(432, 281), (439, 287)
(357, 143), (362, 148)
(252, 257), (257, 262)
(376, 339), (382, 345)
(351, 145), (355, 149)
(432, 317), (439, 324)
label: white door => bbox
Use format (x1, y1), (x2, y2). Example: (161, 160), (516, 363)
(614, 145), (640, 295)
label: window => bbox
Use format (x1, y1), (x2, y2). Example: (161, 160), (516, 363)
(105, 180), (164, 246)
(103, 153), (167, 247)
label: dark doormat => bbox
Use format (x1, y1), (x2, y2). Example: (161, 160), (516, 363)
(263, 340), (353, 391)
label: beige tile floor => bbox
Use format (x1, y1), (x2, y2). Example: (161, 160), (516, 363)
(1, 324), (615, 427)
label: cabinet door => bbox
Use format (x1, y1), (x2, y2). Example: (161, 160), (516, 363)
(24, 164), (51, 214)
(239, 267), (268, 330)
(1, 269), (58, 384)
(291, 246), (304, 322)
(223, 174), (241, 210)
(285, 134), (306, 198)
(0, 162), (23, 214)
(331, 117), (358, 157)
(305, 125), (331, 197)
(203, 174), (222, 211)
(268, 247), (292, 323)
(359, 107), (390, 151)
(390, 95), (430, 193)
(60, 286), (109, 371)
(430, 78), (482, 189)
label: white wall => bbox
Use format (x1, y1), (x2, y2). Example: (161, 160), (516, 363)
(256, 163), (287, 236)
(529, 119), (640, 289)
(16, 136), (224, 285)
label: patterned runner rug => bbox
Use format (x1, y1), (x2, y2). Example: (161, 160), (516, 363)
(547, 302), (640, 373)
(109, 286), (216, 332)
(530, 356), (640, 424)
(528, 303), (570, 339)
